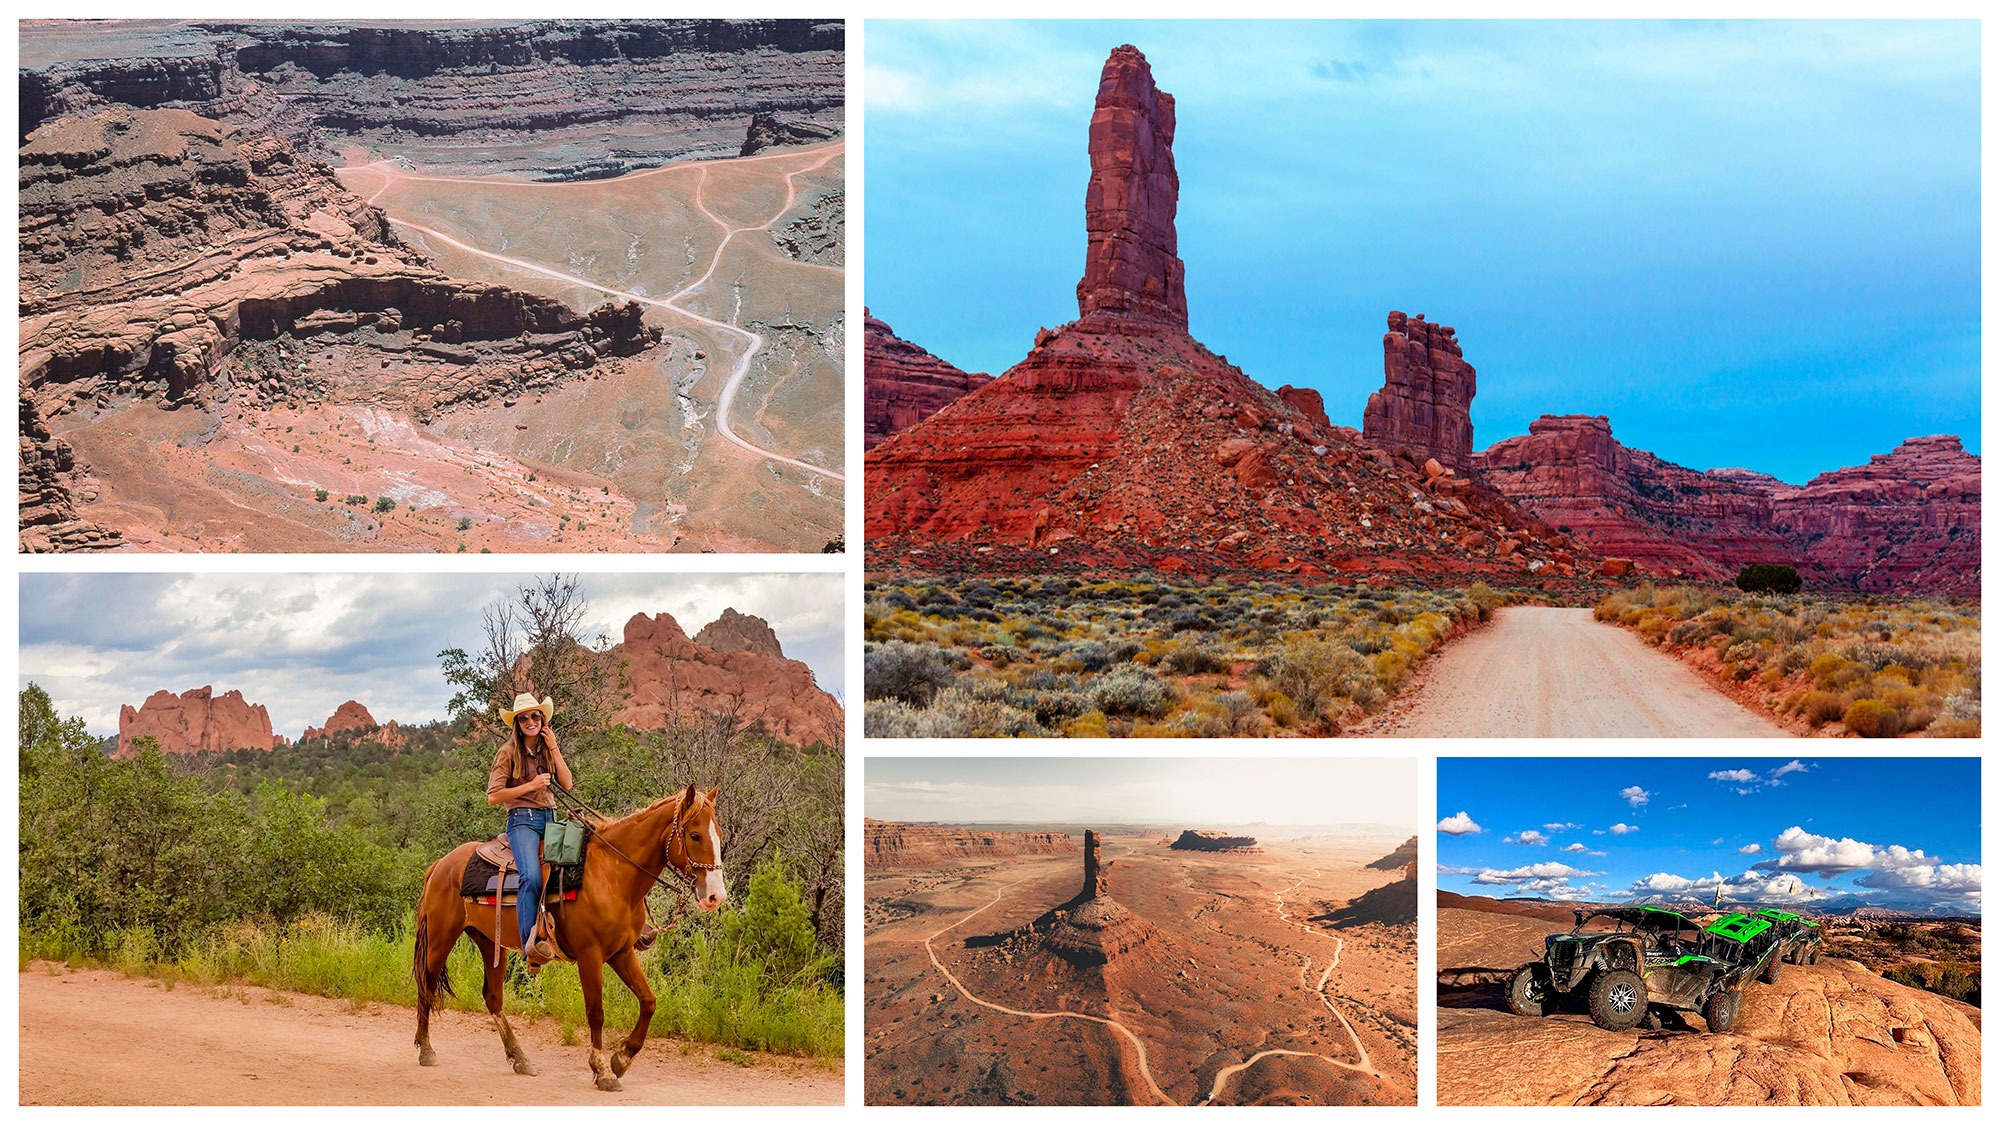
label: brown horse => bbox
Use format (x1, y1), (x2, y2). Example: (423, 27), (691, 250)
(412, 783), (726, 1090)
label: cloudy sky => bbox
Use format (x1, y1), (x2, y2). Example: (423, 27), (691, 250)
(1438, 757), (1981, 915)
(867, 20), (1979, 483)
(19, 572), (845, 739)
(868, 756), (1417, 831)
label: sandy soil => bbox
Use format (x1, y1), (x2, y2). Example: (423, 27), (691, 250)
(19, 964), (840, 1106)
(1360, 606), (1790, 737)
(864, 834), (1415, 1106)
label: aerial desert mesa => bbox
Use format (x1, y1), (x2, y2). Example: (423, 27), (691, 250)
(21, 19), (844, 553)
(865, 822), (1416, 1105)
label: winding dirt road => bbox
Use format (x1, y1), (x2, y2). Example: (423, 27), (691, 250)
(348, 145), (845, 484)
(1360, 607), (1790, 737)
(20, 965), (838, 1106)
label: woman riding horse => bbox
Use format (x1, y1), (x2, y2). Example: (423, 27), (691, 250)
(487, 691), (573, 970)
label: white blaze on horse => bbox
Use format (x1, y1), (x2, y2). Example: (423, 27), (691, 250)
(412, 783), (725, 1090)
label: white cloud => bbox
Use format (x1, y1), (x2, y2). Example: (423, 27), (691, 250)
(1768, 826), (1879, 873)
(1608, 823), (1640, 835)
(1437, 811), (1483, 836)
(1505, 830), (1550, 846)
(1543, 822), (1581, 831)
(1620, 785), (1652, 808)
(1709, 769), (1758, 783)
(1739, 843), (1763, 855)
(1771, 759), (1808, 780)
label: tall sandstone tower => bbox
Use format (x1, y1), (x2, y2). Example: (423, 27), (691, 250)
(1076, 45), (1187, 330)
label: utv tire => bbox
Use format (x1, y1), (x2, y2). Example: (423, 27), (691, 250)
(1703, 989), (1742, 1034)
(1807, 949), (1820, 966)
(1760, 954), (1783, 985)
(1587, 969), (1648, 1031)
(1506, 964), (1554, 1018)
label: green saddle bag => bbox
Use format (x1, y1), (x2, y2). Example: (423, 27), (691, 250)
(544, 816), (588, 867)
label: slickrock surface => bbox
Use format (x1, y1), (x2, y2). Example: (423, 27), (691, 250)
(21, 20), (844, 178)
(864, 820), (1077, 868)
(1477, 417), (1980, 594)
(1362, 312), (1477, 472)
(1437, 906), (1981, 1105)
(117, 685), (275, 756)
(613, 611), (842, 746)
(1075, 45), (1186, 330)
(1169, 829), (1262, 853)
(863, 311), (992, 448)
(867, 46), (1581, 585)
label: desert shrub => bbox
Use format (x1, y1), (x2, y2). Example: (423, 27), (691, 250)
(314, 489), (330, 502)
(1159, 641), (1228, 675)
(1061, 711), (1111, 738)
(373, 496), (396, 514)
(908, 688), (1047, 738)
(1929, 690), (1980, 738)
(1059, 640), (1113, 672)
(1735, 563), (1802, 594)
(978, 644), (1028, 668)
(1088, 667), (1173, 719)
(1013, 688), (1093, 727)
(1786, 690), (1848, 728)
(862, 699), (920, 738)
(864, 641), (959, 706)
(1265, 638), (1379, 723)
(1842, 698), (1901, 738)
(1810, 653), (1867, 690)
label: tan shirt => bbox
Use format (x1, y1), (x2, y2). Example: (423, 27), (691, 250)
(487, 736), (568, 810)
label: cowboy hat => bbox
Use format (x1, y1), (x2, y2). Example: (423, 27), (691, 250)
(501, 692), (555, 726)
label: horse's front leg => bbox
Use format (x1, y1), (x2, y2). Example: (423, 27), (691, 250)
(580, 956), (619, 1091)
(605, 946), (656, 1077)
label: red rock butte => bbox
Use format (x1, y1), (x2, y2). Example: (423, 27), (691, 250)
(1364, 311), (1477, 473)
(117, 685), (275, 756)
(613, 610), (843, 746)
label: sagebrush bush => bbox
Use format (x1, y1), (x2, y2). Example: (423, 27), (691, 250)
(1842, 698), (1901, 738)
(864, 641), (959, 705)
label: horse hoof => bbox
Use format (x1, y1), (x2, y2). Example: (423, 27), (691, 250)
(513, 1059), (538, 1077)
(610, 1051), (633, 1077)
(418, 1049), (439, 1067)
(596, 1076), (623, 1093)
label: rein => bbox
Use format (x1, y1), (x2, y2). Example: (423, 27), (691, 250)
(548, 780), (721, 910)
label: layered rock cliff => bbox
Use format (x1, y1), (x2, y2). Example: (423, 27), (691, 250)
(614, 610), (842, 746)
(863, 311), (992, 448)
(864, 819), (1077, 867)
(1477, 417), (1979, 595)
(117, 685), (275, 756)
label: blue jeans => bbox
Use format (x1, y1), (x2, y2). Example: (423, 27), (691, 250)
(505, 807), (552, 950)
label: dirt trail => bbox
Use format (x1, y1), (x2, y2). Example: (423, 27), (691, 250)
(19, 965), (839, 1106)
(1360, 606), (1789, 738)
(350, 144), (845, 484)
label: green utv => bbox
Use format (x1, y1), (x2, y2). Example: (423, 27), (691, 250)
(1753, 908), (1824, 970)
(1507, 907), (1784, 1033)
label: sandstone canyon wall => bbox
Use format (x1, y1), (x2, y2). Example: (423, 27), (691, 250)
(864, 819), (1077, 867)
(117, 685), (275, 756)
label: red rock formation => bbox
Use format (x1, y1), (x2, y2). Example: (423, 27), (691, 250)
(117, 685), (275, 756)
(1368, 836), (1420, 872)
(692, 607), (786, 658)
(614, 610), (842, 746)
(1475, 415), (1793, 581)
(1769, 435), (1980, 597)
(865, 47), (1580, 586)
(1169, 829), (1262, 853)
(865, 819), (1076, 867)
(18, 391), (121, 552)
(1477, 418), (1979, 595)
(1363, 311), (1477, 472)
(300, 699), (378, 742)
(1075, 45), (1186, 331)
(864, 311), (993, 448)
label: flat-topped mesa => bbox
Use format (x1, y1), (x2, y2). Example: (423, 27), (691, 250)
(1170, 829), (1263, 853)
(1076, 44), (1187, 332)
(1364, 311), (1477, 472)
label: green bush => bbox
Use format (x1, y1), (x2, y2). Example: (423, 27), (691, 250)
(1735, 563), (1802, 594)
(373, 496), (397, 514)
(863, 641), (959, 706)
(1088, 666), (1173, 719)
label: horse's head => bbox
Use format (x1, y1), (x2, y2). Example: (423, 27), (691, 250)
(671, 783), (727, 911)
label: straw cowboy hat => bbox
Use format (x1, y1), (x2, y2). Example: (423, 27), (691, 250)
(501, 692), (555, 726)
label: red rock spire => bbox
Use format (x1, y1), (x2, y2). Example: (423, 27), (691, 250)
(1076, 45), (1187, 330)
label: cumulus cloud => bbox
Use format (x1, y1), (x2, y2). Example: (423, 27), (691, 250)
(1739, 843), (1763, 855)
(1620, 785), (1652, 808)
(1505, 830), (1550, 846)
(1709, 769), (1758, 783)
(1564, 843), (1606, 857)
(1770, 759), (1808, 781)
(1765, 826), (1879, 873)
(1608, 823), (1640, 835)
(1543, 822), (1581, 831)
(1437, 811), (1484, 836)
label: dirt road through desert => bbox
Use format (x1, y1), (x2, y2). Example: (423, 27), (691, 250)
(19, 965), (839, 1106)
(1361, 606), (1789, 737)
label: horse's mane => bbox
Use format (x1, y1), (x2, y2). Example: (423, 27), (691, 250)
(605, 787), (707, 827)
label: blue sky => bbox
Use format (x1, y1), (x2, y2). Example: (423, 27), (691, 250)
(866, 20), (1980, 484)
(1438, 757), (1981, 915)
(868, 756), (1416, 830)
(18, 572), (845, 738)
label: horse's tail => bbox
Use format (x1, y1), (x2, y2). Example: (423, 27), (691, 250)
(413, 860), (454, 1011)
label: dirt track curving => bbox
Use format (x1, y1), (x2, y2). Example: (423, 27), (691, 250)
(19, 964), (839, 1106)
(1360, 606), (1789, 738)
